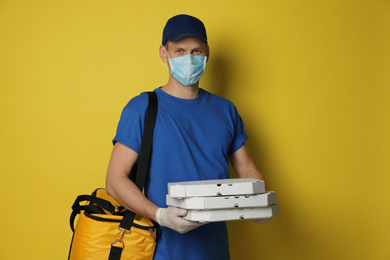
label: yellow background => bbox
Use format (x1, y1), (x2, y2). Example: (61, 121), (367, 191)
(0, 0), (389, 259)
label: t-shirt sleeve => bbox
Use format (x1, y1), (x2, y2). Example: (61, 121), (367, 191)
(112, 95), (148, 154)
(228, 105), (249, 155)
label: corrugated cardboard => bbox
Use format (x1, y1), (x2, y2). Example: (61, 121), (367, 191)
(168, 178), (266, 198)
(166, 191), (276, 209)
(184, 204), (280, 222)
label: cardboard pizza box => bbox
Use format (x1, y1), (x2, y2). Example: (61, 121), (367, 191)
(168, 178), (266, 198)
(166, 191), (276, 209)
(184, 204), (279, 222)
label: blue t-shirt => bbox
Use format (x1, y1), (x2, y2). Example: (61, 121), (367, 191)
(113, 87), (248, 260)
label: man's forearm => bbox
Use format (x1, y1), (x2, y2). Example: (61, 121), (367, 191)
(106, 175), (159, 222)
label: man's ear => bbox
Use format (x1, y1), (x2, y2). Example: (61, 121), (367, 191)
(159, 45), (169, 63)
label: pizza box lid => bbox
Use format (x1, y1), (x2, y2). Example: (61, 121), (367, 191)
(168, 178), (266, 198)
(184, 203), (279, 222)
(166, 191), (276, 209)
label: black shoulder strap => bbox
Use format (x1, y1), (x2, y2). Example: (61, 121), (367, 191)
(134, 91), (158, 191)
(119, 91), (158, 231)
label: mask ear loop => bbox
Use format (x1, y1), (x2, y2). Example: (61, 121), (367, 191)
(164, 47), (173, 75)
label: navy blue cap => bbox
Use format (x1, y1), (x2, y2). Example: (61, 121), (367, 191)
(162, 14), (208, 45)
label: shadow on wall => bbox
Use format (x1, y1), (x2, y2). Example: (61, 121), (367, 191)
(205, 52), (231, 98)
(205, 42), (306, 259)
(205, 39), (270, 172)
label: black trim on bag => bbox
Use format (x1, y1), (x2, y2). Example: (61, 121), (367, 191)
(84, 212), (156, 232)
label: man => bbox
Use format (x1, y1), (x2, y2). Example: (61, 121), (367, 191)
(106, 14), (268, 260)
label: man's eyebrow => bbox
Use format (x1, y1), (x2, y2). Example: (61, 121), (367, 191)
(188, 47), (204, 51)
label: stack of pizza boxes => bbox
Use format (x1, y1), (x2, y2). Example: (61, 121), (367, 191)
(166, 178), (279, 223)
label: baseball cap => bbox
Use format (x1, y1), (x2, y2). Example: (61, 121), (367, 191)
(162, 14), (208, 45)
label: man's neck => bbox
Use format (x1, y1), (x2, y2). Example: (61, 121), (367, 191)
(161, 77), (200, 99)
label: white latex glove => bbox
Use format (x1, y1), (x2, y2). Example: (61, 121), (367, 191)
(156, 207), (205, 234)
(251, 217), (271, 225)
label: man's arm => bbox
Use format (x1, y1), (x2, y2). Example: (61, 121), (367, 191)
(106, 142), (159, 221)
(229, 143), (271, 225)
(106, 142), (205, 233)
(228, 143), (266, 184)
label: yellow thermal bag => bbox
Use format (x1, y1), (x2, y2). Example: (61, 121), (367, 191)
(69, 91), (159, 259)
(68, 188), (158, 260)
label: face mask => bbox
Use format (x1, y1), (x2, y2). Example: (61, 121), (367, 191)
(165, 49), (207, 86)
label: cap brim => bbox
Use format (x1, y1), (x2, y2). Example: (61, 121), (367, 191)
(167, 32), (208, 44)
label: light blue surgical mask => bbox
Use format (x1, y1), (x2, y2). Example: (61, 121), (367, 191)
(165, 49), (207, 86)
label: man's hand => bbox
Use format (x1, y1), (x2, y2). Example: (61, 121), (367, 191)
(251, 217), (271, 225)
(156, 207), (205, 234)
